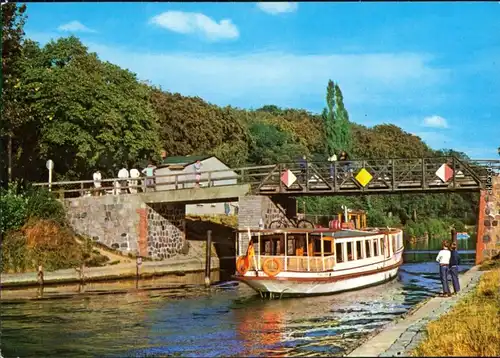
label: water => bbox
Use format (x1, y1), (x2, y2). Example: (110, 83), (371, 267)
(0, 253), (474, 358)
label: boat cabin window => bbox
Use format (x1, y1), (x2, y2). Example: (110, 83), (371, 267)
(336, 242), (344, 263)
(356, 240), (363, 260)
(347, 241), (355, 261)
(365, 240), (371, 258)
(324, 239), (333, 254)
(373, 238), (379, 256)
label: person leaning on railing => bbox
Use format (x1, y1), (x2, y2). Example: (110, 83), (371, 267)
(142, 162), (156, 192)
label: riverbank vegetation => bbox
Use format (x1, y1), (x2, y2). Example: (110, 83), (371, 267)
(0, 183), (111, 273)
(412, 266), (500, 357)
(2, 4), (479, 248)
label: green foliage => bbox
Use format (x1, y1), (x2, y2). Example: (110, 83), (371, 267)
(0, 183), (66, 233)
(321, 80), (352, 156)
(248, 121), (305, 164)
(1, 5), (476, 251)
(0, 183), (27, 233)
(0, 231), (29, 273)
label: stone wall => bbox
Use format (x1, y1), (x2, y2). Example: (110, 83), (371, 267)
(66, 195), (143, 253)
(238, 195), (296, 229)
(65, 195), (188, 260)
(476, 175), (500, 263)
(146, 203), (187, 259)
(237, 195), (296, 255)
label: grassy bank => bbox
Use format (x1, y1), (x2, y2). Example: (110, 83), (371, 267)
(412, 266), (500, 357)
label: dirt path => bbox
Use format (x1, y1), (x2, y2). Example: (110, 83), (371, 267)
(74, 237), (133, 264)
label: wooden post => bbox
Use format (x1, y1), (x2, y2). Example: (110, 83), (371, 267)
(37, 265), (44, 297)
(136, 256), (142, 288)
(37, 265), (44, 286)
(205, 230), (212, 288)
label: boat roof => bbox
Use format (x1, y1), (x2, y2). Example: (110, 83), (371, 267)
(236, 228), (399, 236)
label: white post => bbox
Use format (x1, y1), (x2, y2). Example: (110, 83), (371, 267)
(284, 232), (288, 271)
(306, 233), (310, 272)
(46, 160), (54, 192)
(258, 232), (261, 270)
(321, 233), (325, 271)
(48, 168), (52, 192)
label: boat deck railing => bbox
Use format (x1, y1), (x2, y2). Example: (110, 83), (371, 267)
(250, 254), (337, 272)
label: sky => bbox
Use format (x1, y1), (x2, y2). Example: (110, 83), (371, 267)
(24, 2), (500, 159)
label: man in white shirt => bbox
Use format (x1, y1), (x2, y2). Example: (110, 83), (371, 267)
(436, 241), (451, 297)
(92, 170), (102, 196)
(328, 153), (337, 179)
(117, 167), (129, 194)
(128, 168), (140, 194)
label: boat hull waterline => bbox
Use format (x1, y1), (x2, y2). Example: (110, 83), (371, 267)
(235, 261), (402, 297)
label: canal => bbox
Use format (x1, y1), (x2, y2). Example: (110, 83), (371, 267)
(0, 248), (474, 358)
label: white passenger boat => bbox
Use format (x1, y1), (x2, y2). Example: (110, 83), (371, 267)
(233, 226), (404, 298)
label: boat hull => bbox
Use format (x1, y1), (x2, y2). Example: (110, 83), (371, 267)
(235, 263), (401, 297)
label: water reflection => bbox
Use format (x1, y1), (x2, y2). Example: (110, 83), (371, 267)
(1, 259), (473, 358)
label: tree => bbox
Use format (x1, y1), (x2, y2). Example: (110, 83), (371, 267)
(248, 121), (305, 165)
(16, 36), (162, 180)
(1, 3), (27, 185)
(321, 80), (352, 157)
(151, 90), (250, 167)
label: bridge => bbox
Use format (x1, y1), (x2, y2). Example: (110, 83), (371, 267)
(32, 155), (500, 266)
(35, 156), (500, 198)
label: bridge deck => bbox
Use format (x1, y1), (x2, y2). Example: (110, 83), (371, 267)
(34, 156), (499, 200)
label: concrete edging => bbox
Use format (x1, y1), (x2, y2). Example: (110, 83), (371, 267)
(0, 257), (220, 289)
(346, 266), (485, 357)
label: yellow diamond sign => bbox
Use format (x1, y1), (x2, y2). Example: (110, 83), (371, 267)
(355, 168), (373, 187)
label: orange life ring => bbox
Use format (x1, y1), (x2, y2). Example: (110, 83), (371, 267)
(262, 258), (282, 277)
(236, 256), (249, 275)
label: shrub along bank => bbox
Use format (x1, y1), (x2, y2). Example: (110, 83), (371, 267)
(0, 183), (108, 273)
(412, 265), (500, 357)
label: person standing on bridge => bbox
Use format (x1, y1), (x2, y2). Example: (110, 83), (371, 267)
(92, 170), (102, 196)
(142, 162), (156, 192)
(117, 167), (129, 194)
(449, 242), (461, 294)
(194, 159), (202, 188)
(436, 241), (451, 297)
(328, 153), (337, 179)
(299, 155), (308, 183)
(338, 150), (353, 176)
(129, 167), (141, 194)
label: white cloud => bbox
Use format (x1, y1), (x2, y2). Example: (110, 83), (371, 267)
(58, 21), (96, 33)
(149, 11), (239, 41)
(83, 43), (448, 112)
(422, 115), (448, 128)
(256, 2), (298, 15)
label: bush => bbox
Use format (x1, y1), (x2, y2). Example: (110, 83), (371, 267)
(0, 183), (28, 233)
(23, 219), (83, 271)
(0, 182), (66, 234)
(24, 186), (66, 225)
(1, 231), (29, 273)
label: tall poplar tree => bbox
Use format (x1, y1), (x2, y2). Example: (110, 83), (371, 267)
(321, 79), (352, 157)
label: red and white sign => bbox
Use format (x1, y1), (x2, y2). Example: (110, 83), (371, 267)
(435, 163), (454, 182)
(281, 169), (297, 188)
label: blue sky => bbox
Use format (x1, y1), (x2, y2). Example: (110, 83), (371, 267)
(24, 2), (499, 159)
